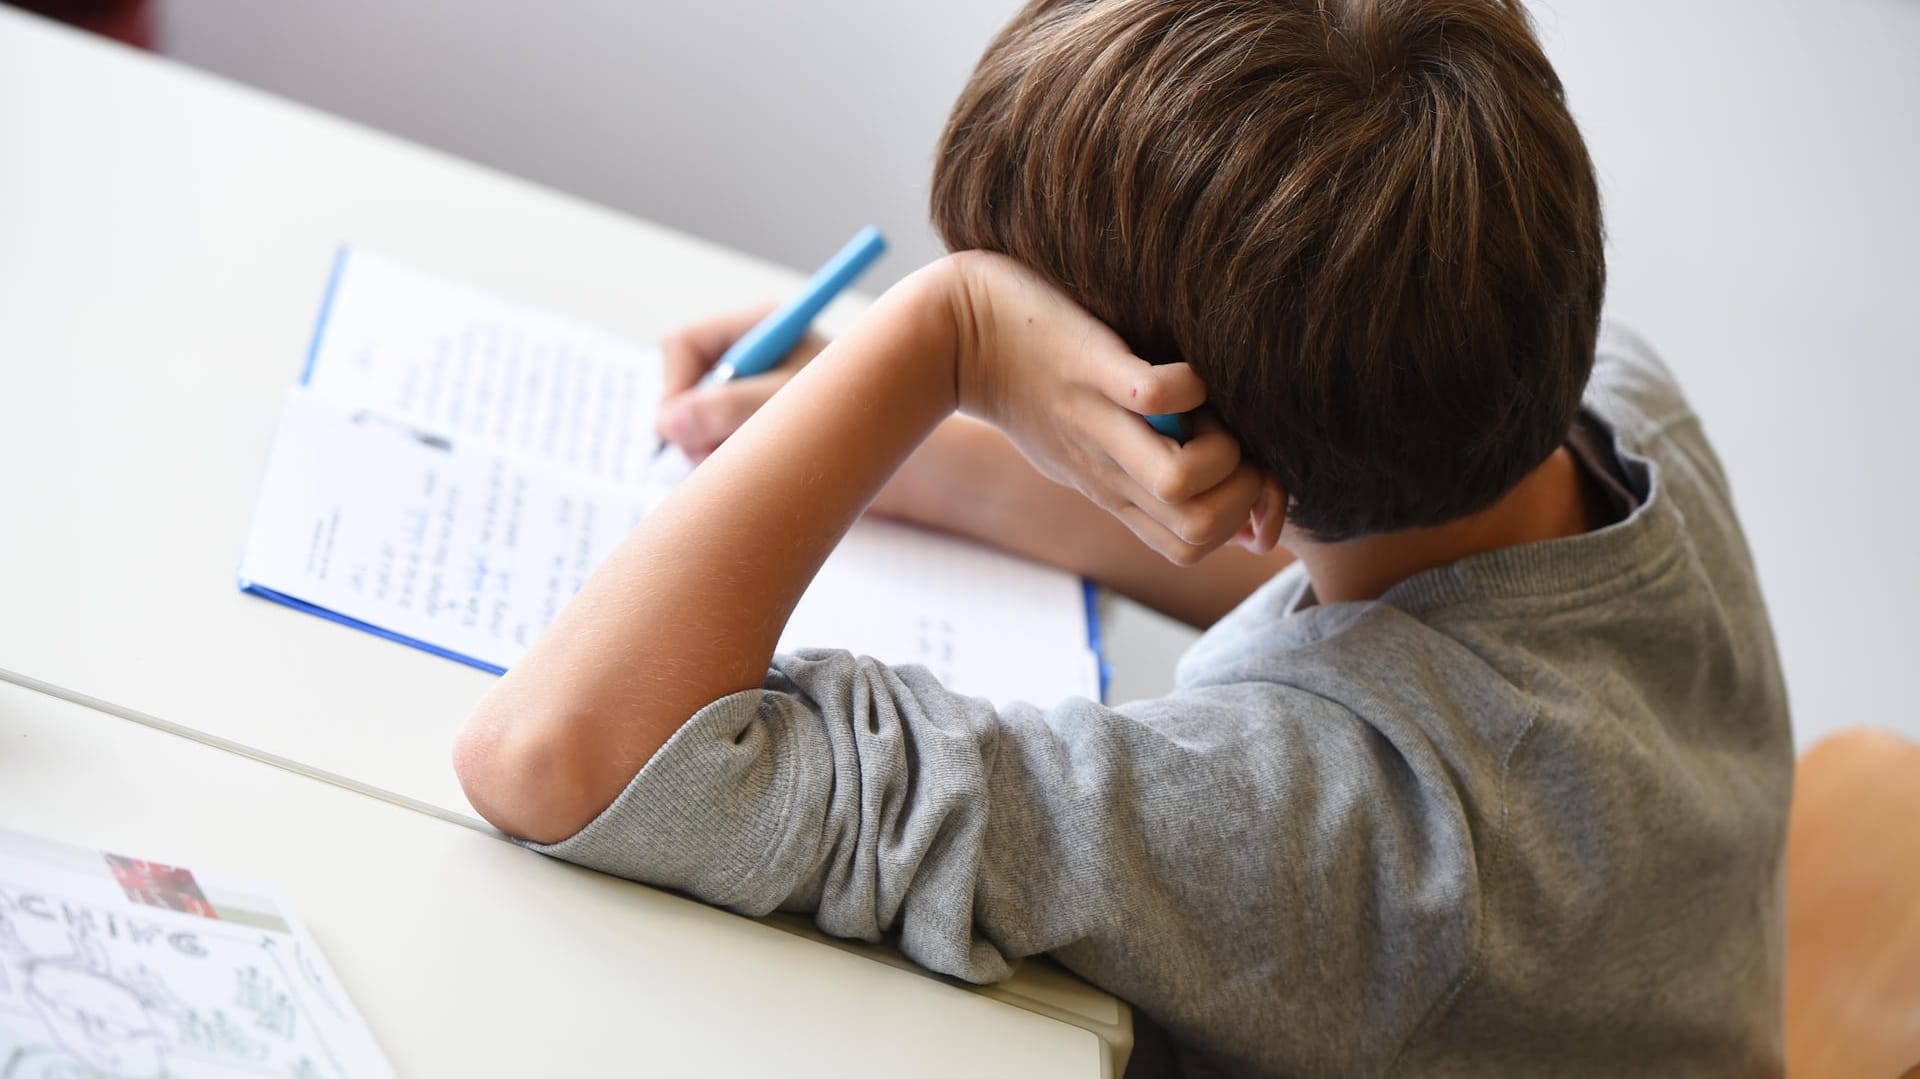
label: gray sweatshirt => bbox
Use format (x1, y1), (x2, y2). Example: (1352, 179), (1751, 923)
(532, 325), (1793, 1078)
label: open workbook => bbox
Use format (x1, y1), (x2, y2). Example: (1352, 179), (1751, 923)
(0, 828), (394, 1078)
(239, 250), (1105, 705)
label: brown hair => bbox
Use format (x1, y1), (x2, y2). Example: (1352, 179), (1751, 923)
(931, 0), (1605, 539)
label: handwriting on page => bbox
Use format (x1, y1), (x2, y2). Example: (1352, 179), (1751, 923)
(250, 248), (1100, 703)
(304, 250), (664, 486)
(345, 463), (595, 635)
(241, 394), (657, 672)
(244, 391), (1095, 701)
(785, 518), (1096, 705)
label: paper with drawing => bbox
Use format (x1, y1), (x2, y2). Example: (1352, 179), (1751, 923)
(0, 828), (393, 1079)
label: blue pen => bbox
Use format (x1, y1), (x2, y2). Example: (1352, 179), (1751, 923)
(701, 225), (886, 388)
(665, 223), (1184, 446)
(1144, 411), (1188, 443)
(718, 226), (1185, 443)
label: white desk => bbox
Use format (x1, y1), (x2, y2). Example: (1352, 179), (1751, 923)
(0, 10), (1130, 1073)
(0, 680), (1112, 1077)
(0, 8), (882, 821)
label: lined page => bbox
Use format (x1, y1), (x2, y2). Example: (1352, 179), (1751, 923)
(240, 392), (658, 672)
(243, 392), (1098, 703)
(303, 249), (664, 486)
(796, 520), (1098, 705)
(253, 250), (1103, 704)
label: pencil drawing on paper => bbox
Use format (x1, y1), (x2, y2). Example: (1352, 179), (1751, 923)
(0, 872), (356, 1079)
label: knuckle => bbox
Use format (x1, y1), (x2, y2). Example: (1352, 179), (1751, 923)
(1166, 543), (1206, 567)
(1149, 462), (1188, 504)
(689, 396), (730, 439)
(1208, 505), (1243, 543)
(1172, 505), (1215, 545)
(1207, 435), (1243, 471)
(1134, 379), (1174, 415)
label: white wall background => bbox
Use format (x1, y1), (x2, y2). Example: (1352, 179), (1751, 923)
(156, 0), (1024, 288)
(155, 0), (1919, 745)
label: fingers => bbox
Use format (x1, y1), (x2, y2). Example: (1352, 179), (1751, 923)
(659, 303), (778, 396)
(1092, 404), (1241, 504)
(1111, 504), (1214, 567)
(657, 372), (791, 455)
(658, 302), (831, 456)
(1157, 461), (1264, 551)
(1089, 457), (1265, 564)
(1092, 357), (1209, 418)
(1060, 394), (1266, 562)
(1108, 467), (1258, 564)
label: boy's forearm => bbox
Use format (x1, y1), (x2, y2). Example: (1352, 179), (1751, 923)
(880, 418), (1295, 629)
(456, 263), (963, 843)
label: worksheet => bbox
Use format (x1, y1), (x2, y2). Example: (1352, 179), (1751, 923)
(240, 250), (1103, 705)
(0, 828), (394, 1079)
(302, 249), (664, 487)
(241, 391), (659, 672)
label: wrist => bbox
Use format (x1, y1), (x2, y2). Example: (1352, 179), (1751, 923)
(924, 251), (996, 421)
(888, 256), (973, 419)
(754, 259), (963, 519)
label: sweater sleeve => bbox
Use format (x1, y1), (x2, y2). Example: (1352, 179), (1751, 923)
(530, 647), (1090, 981)
(525, 645), (1477, 1043)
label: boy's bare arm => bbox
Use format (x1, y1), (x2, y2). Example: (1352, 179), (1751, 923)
(457, 253), (1281, 843)
(459, 265), (964, 843)
(659, 311), (1292, 629)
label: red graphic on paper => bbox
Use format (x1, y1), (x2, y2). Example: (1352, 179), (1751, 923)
(104, 854), (220, 920)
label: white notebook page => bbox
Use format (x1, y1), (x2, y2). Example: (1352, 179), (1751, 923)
(246, 250), (1101, 704)
(241, 393), (1097, 703)
(304, 249), (664, 487)
(241, 392), (656, 672)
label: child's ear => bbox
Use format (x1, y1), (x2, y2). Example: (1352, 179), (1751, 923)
(1235, 474), (1289, 555)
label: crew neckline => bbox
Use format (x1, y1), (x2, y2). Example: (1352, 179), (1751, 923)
(1285, 414), (1677, 617)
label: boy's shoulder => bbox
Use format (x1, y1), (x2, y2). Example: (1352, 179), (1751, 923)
(1585, 321), (1700, 443)
(1171, 321), (1780, 765)
(1154, 325), (1792, 1075)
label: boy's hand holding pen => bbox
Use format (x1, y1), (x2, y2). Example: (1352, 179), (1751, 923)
(658, 304), (829, 462)
(655, 228), (1284, 564)
(655, 226), (884, 460)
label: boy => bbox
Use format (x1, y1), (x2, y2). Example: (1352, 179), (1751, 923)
(454, 0), (1793, 1075)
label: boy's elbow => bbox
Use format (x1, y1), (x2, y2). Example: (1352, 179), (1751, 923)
(453, 699), (605, 845)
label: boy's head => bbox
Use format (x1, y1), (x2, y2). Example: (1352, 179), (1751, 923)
(932, 0), (1605, 540)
